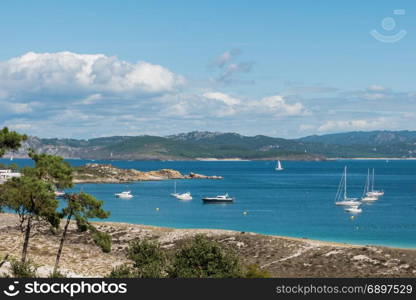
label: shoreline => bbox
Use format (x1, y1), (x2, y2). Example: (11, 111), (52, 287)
(1, 213), (416, 277)
(100, 219), (416, 251)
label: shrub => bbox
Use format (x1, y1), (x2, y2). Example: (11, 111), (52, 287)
(127, 240), (166, 278)
(76, 216), (89, 232)
(168, 235), (242, 278)
(92, 231), (112, 253)
(48, 270), (66, 278)
(244, 264), (271, 278)
(10, 259), (37, 278)
(106, 264), (137, 278)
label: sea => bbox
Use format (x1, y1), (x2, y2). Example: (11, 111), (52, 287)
(2, 159), (416, 248)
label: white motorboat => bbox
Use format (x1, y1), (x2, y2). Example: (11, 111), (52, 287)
(345, 205), (362, 213)
(361, 169), (378, 202)
(54, 191), (66, 197)
(366, 169), (384, 197)
(334, 166), (361, 206)
(275, 160), (284, 171)
(202, 193), (234, 203)
(170, 182), (192, 200)
(115, 191), (133, 199)
(175, 192), (193, 200)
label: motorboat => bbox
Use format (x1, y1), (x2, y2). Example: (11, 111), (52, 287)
(175, 192), (193, 201)
(115, 191), (133, 199)
(202, 193), (234, 203)
(54, 191), (66, 197)
(345, 205), (362, 213)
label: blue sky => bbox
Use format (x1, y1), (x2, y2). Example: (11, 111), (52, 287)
(0, 0), (415, 138)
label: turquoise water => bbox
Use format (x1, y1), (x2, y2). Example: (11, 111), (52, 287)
(2, 159), (416, 248)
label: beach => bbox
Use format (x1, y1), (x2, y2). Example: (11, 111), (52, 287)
(1, 213), (415, 278)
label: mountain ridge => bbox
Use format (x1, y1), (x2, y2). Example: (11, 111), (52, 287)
(4, 130), (416, 160)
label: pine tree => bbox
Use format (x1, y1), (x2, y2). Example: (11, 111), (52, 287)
(53, 192), (109, 273)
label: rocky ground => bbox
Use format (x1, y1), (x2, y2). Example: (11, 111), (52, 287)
(0, 213), (415, 278)
(73, 163), (223, 183)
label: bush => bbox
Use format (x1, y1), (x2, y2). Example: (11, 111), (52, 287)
(48, 270), (66, 278)
(76, 217), (89, 232)
(168, 235), (242, 278)
(127, 240), (166, 278)
(10, 260), (37, 278)
(92, 231), (112, 253)
(106, 264), (137, 278)
(244, 264), (271, 278)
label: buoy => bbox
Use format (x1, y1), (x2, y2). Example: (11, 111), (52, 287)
(350, 215), (355, 220)
(243, 211), (248, 215)
(156, 207), (160, 211)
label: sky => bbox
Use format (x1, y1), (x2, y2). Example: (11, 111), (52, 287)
(0, 0), (415, 139)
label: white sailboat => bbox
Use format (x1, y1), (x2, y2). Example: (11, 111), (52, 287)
(275, 160), (284, 171)
(170, 181), (179, 197)
(335, 166), (361, 206)
(345, 205), (362, 213)
(361, 169), (378, 202)
(366, 169), (384, 197)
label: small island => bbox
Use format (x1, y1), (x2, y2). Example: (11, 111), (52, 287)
(72, 163), (223, 183)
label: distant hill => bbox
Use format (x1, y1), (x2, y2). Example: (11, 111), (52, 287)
(4, 130), (416, 160)
(298, 131), (416, 157)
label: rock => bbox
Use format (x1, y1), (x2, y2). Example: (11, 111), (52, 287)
(73, 164), (223, 183)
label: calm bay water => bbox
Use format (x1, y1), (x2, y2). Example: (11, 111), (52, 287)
(2, 159), (416, 248)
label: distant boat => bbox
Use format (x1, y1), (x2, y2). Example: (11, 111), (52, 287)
(335, 166), (361, 206)
(170, 181), (192, 200)
(176, 192), (193, 201)
(54, 191), (66, 197)
(115, 191), (133, 199)
(345, 205), (362, 214)
(170, 181), (179, 197)
(202, 193), (234, 203)
(10, 155), (13, 161)
(275, 160), (284, 171)
(361, 169), (378, 202)
(366, 169), (384, 197)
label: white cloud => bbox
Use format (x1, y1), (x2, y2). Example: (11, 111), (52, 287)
(250, 95), (309, 117)
(203, 92), (241, 105)
(0, 51), (185, 100)
(318, 118), (389, 132)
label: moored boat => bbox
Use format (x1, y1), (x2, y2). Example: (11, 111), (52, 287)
(202, 193), (234, 203)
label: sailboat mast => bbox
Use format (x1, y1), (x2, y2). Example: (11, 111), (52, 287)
(344, 166), (347, 199)
(372, 168), (375, 192)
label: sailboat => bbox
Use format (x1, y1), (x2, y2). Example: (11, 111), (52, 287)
(335, 166), (361, 206)
(275, 160), (284, 171)
(366, 169), (384, 197)
(170, 181), (179, 197)
(361, 169), (378, 202)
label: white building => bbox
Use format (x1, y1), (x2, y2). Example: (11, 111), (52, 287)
(0, 169), (21, 183)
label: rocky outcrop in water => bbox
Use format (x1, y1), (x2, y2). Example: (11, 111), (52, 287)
(73, 163), (223, 183)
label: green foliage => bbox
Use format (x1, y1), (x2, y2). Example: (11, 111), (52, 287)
(168, 235), (242, 278)
(0, 176), (59, 221)
(26, 150), (73, 189)
(127, 239), (167, 278)
(10, 259), (37, 278)
(244, 264), (271, 278)
(75, 216), (90, 232)
(91, 230), (112, 253)
(48, 270), (66, 278)
(106, 264), (137, 278)
(0, 127), (27, 157)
